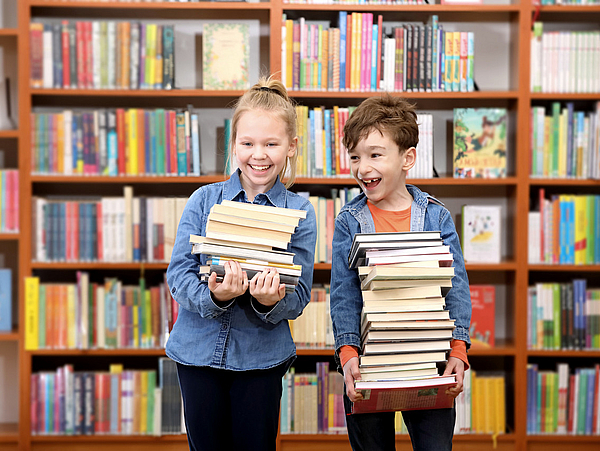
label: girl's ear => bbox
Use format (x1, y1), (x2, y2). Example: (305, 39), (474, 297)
(403, 147), (416, 171)
(287, 136), (298, 158)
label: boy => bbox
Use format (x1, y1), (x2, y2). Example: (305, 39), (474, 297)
(329, 96), (471, 451)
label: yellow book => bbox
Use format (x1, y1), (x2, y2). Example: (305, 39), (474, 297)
(544, 116), (551, 177)
(444, 31), (453, 90)
(452, 31), (460, 90)
(574, 195), (587, 265)
(145, 24), (157, 88)
(127, 109), (138, 175)
(286, 20), (293, 88)
(302, 105), (309, 175)
(494, 376), (505, 434)
(351, 13), (360, 91)
(154, 25), (163, 89)
(67, 284), (76, 348)
(144, 289), (152, 347)
(56, 113), (64, 174)
(25, 277), (40, 350)
(558, 108), (567, 177)
(139, 371), (148, 434)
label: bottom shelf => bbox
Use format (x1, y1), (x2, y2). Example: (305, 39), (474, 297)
(0, 423), (19, 451)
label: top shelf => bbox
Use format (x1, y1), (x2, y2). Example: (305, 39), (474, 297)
(29, 0), (272, 10)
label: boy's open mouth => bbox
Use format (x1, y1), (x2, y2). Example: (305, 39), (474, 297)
(361, 178), (381, 188)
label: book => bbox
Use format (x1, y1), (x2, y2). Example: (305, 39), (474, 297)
(469, 285), (496, 348)
(189, 234), (272, 252)
(361, 266), (455, 290)
(205, 257), (302, 276)
(361, 285), (443, 301)
(349, 231), (442, 269)
(205, 221), (292, 250)
(363, 320), (456, 332)
(359, 367), (440, 382)
(359, 351), (449, 367)
(362, 340), (451, 355)
(360, 362), (438, 374)
(202, 23), (249, 90)
(202, 264), (299, 286)
(0, 269), (11, 331)
(191, 242), (295, 266)
(207, 211), (298, 234)
(362, 329), (454, 343)
(219, 199), (307, 220)
(461, 205), (502, 263)
(210, 202), (302, 227)
(453, 108), (508, 178)
(352, 375), (456, 413)
(363, 278), (452, 293)
(366, 252), (454, 267)
(362, 298), (446, 314)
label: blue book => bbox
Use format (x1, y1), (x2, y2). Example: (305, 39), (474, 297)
(59, 202), (66, 261)
(371, 24), (378, 91)
(0, 269), (11, 331)
(585, 368), (595, 434)
(339, 12), (347, 91)
(107, 112), (118, 176)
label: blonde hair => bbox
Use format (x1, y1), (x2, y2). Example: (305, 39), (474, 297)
(229, 76), (298, 188)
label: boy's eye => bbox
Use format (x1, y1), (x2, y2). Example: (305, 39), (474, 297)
(349, 156), (359, 161)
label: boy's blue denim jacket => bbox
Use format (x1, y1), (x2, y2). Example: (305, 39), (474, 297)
(330, 184), (471, 355)
(166, 169), (317, 371)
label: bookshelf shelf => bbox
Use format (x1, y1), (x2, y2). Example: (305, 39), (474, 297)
(29, 0), (272, 10)
(282, 4), (521, 14)
(531, 5), (600, 13)
(290, 90), (520, 100)
(0, 233), (19, 241)
(27, 348), (166, 356)
(30, 434), (187, 442)
(296, 348), (334, 357)
(526, 435), (600, 443)
(0, 29), (18, 37)
(0, 331), (19, 341)
(30, 262), (169, 270)
(528, 264), (600, 272)
(530, 93), (600, 101)
(527, 349), (600, 358)
(528, 178), (600, 186)
(30, 89), (246, 98)
(0, 130), (18, 138)
(0, 423), (19, 442)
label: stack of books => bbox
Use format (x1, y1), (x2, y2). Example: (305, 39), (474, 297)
(190, 200), (307, 293)
(349, 231), (458, 414)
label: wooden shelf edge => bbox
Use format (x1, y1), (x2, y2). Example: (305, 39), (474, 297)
(0, 423), (19, 442)
(0, 130), (19, 138)
(0, 28), (18, 37)
(530, 92), (600, 100)
(280, 432), (516, 441)
(27, 348), (167, 356)
(29, 1), (272, 10)
(526, 434), (600, 442)
(0, 331), (19, 341)
(30, 434), (187, 442)
(30, 88), (246, 97)
(30, 262), (169, 270)
(0, 233), (19, 241)
(290, 90), (520, 99)
(529, 178), (600, 186)
(528, 264), (600, 272)
(530, 5), (600, 13)
(527, 349), (600, 358)
(282, 3), (520, 12)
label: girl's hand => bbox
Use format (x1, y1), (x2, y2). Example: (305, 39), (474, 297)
(443, 356), (465, 398)
(343, 357), (364, 402)
(208, 260), (248, 302)
(249, 268), (286, 307)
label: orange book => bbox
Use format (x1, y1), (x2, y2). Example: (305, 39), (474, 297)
(116, 108), (126, 175)
(29, 23), (44, 88)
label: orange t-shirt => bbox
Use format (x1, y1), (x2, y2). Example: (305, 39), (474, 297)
(339, 200), (469, 370)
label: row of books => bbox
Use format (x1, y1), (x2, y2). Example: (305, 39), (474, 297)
(31, 108), (202, 176)
(283, 13), (474, 93)
(527, 363), (600, 435)
(0, 169), (18, 233)
(528, 191), (600, 265)
(290, 285), (335, 349)
(454, 370), (506, 435)
(530, 102), (600, 179)
(530, 24), (600, 94)
(30, 20), (175, 90)
(23, 273), (179, 351)
(32, 191), (187, 263)
(280, 363), (346, 434)
(527, 281), (600, 351)
(31, 360), (184, 436)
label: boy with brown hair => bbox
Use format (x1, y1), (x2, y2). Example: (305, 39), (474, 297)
(329, 96), (471, 450)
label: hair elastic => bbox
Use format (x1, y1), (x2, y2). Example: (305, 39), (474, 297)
(258, 86), (276, 93)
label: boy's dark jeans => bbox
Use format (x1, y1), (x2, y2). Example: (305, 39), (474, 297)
(343, 391), (456, 451)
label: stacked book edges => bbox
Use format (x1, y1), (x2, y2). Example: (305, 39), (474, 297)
(191, 200), (307, 293)
(349, 231), (457, 414)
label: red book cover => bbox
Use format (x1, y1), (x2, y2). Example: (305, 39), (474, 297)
(567, 373), (576, 434)
(61, 21), (70, 88)
(76, 22), (85, 88)
(116, 108), (126, 175)
(352, 376), (456, 414)
(85, 21), (93, 89)
(469, 285), (495, 348)
(539, 188), (545, 262)
(169, 110), (177, 175)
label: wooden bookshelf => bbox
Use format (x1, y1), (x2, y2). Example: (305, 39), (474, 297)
(6, 0), (600, 450)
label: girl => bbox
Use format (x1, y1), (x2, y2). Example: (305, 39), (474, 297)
(166, 77), (317, 451)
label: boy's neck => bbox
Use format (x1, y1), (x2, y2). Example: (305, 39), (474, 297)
(367, 185), (413, 211)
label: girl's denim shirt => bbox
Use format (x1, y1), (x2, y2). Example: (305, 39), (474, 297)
(330, 185), (471, 354)
(166, 170), (317, 371)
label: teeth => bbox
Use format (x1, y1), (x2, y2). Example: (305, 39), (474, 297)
(363, 178), (380, 184)
(251, 165), (270, 170)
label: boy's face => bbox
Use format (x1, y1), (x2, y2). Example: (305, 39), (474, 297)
(348, 128), (415, 210)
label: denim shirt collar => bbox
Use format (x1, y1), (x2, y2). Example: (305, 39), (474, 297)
(223, 169), (287, 208)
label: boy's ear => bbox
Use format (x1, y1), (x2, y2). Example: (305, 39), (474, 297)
(403, 147), (417, 171)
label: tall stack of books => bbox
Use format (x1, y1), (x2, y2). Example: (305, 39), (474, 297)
(348, 231), (458, 414)
(190, 200), (307, 293)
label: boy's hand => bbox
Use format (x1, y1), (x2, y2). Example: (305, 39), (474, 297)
(343, 357), (364, 402)
(208, 260), (248, 302)
(249, 268), (286, 307)
(443, 356), (465, 398)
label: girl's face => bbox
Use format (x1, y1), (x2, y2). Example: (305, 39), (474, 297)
(234, 109), (296, 201)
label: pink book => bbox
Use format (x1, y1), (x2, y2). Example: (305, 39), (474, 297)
(361, 13), (368, 91)
(366, 14), (373, 91)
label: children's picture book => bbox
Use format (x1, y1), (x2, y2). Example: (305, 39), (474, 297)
(202, 23), (249, 90)
(453, 108), (507, 178)
(469, 285), (496, 348)
(461, 205), (501, 263)
(352, 375), (456, 413)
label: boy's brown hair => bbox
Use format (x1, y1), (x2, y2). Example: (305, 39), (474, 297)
(342, 95), (419, 154)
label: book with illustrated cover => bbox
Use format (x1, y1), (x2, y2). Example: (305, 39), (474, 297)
(461, 205), (501, 263)
(469, 285), (496, 348)
(453, 108), (507, 178)
(202, 23), (249, 90)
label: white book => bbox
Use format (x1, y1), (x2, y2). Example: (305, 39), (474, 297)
(461, 205), (501, 264)
(115, 197), (126, 262)
(123, 186), (133, 262)
(92, 21), (101, 89)
(107, 21), (116, 89)
(42, 24), (53, 89)
(63, 110), (73, 175)
(528, 211), (541, 265)
(163, 197), (176, 263)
